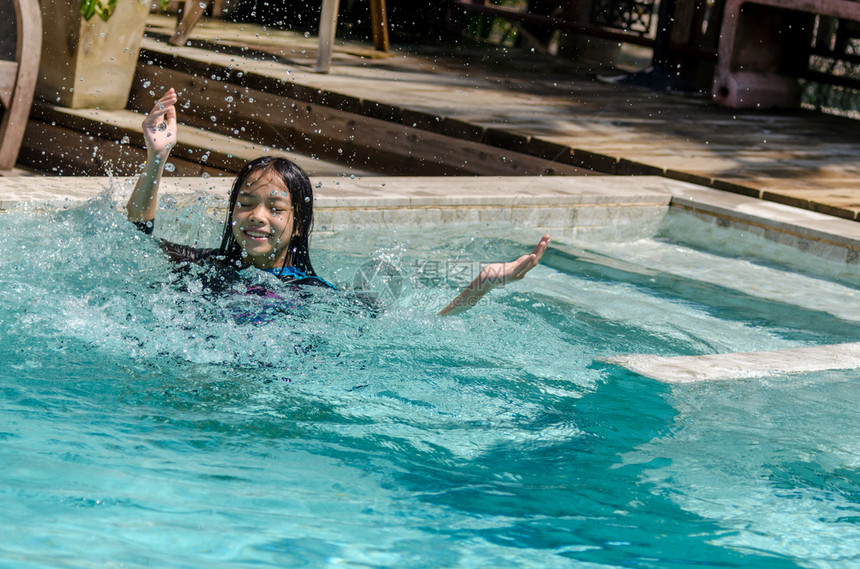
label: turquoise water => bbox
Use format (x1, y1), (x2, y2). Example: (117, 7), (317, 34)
(3, 193), (860, 568)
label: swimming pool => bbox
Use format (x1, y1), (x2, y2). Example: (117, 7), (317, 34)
(3, 190), (860, 568)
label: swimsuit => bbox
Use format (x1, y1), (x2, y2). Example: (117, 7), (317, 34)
(132, 220), (334, 289)
(261, 265), (334, 289)
(132, 219), (336, 323)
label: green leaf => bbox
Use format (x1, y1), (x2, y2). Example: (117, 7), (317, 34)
(79, 0), (119, 22)
(100, 0), (118, 22)
(79, 0), (180, 22)
(80, 0), (180, 22)
(80, 0), (97, 20)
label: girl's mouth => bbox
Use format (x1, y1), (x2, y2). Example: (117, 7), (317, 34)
(243, 229), (271, 241)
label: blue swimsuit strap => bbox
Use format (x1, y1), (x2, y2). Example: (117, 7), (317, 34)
(263, 266), (335, 288)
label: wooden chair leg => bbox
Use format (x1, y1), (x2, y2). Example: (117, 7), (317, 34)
(369, 0), (389, 52)
(315, 0), (341, 73)
(169, 0), (209, 46)
(0, 0), (41, 171)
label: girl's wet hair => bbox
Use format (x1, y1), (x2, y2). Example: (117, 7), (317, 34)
(219, 156), (318, 276)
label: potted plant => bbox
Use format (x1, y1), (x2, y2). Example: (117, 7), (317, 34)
(35, 0), (168, 110)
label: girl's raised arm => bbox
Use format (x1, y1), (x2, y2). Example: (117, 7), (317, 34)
(438, 234), (550, 316)
(126, 89), (179, 223)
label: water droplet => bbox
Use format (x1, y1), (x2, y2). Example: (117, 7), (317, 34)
(142, 80), (151, 88)
(202, 172), (210, 179)
(226, 96), (234, 103)
(315, 182), (322, 188)
(156, 122), (167, 132)
(120, 136), (130, 144)
(201, 153), (209, 162)
(210, 116), (217, 122)
(164, 163), (175, 172)
(304, 196), (310, 202)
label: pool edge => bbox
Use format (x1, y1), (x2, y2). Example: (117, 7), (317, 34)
(2, 175), (860, 265)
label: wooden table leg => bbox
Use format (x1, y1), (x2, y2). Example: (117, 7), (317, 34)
(369, 0), (389, 52)
(315, 0), (341, 73)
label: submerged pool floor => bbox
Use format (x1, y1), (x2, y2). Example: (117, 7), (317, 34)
(2, 191), (860, 567)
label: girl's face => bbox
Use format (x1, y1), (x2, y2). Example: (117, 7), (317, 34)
(231, 168), (296, 270)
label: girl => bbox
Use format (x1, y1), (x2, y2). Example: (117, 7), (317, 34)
(126, 89), (550, 315)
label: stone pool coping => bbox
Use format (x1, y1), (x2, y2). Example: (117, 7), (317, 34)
(2, 174), (860, 258)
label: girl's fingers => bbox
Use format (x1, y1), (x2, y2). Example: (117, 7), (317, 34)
(153, 96), (176, 112)
(147, 91), (178, 120)
(144, 108), (178, 134)
(158, 89), (177, 104)
(530, 235), (550, 259)
(145, 106), (172, 124)
(164, 104), (177, 123)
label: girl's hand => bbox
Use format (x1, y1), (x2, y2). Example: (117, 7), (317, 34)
(438, 235), (550, 316)
(141, 89), (178, 161)
(474, 234), (550, 291)
(126, 89), (179, 222)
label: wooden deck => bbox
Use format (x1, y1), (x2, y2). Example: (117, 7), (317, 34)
(18, 13), (860, 220)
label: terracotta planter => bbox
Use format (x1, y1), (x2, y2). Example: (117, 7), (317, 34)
(35, 0), (150, 109)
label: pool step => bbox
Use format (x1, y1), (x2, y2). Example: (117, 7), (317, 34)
(604, 342), (860, 383)
(19, 102), (374, 177)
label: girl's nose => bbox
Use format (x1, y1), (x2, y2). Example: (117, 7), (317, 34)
(248, 204), (267, 222)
